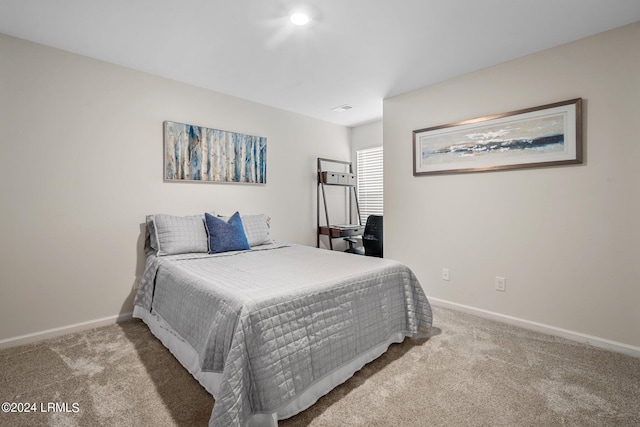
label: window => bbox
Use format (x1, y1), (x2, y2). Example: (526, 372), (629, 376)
(356, 147), (383, 224)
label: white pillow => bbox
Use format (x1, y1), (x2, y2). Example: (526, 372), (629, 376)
(150, 214), (209, 256)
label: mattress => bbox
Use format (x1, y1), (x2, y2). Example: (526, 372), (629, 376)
(134, 243), (432, 426)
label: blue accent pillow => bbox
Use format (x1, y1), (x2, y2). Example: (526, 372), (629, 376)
(204, 212), (250, 254)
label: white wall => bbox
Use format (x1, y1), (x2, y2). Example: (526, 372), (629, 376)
(351, 120), (383, 168)
(0, 33), (350, 343)
(384, 22), (640, 350)
(348, 119), (383, 229)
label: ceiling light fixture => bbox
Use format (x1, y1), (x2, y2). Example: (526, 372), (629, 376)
(290, 13), (310, 26)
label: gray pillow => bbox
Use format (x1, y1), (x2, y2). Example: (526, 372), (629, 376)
(241, 214), (272, 246)
(145, 215), (159, 254)
(218, 213), (272, 247)
(151, 214), (209, 256)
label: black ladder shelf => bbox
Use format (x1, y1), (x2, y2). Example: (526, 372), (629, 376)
(316, 157), (363, 251)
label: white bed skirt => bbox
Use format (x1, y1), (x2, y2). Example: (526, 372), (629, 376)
(133, 305), (407, 426)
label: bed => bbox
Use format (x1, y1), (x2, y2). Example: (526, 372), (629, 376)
(133, 213), (432, 427)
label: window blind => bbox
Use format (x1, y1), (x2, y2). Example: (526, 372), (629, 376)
(356, 147), (383, 224)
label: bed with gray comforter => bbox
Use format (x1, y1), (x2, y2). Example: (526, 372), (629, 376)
(134, 242), (432, 427)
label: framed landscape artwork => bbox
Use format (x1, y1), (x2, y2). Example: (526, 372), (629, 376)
(413, 98), (582, 176)
(164, 121), (267, 184)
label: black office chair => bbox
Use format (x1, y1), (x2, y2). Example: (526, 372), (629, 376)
(363, 215), (383, 257)
(344, 237), (363, 254)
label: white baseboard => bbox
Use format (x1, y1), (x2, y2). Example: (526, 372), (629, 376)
(429, 297), (640, 359)
(0, 312), (133, 350)
(4, 300), (639, 359)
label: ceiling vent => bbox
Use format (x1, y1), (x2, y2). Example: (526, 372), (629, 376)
(331, 104), (353, 112)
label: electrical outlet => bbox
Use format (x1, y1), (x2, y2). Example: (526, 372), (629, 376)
(495, 276), (506, 292)
(442, 268), (450, 281)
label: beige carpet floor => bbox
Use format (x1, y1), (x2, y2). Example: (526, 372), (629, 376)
(1, 306), (639, 426)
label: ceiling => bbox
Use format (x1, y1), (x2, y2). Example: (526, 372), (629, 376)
(1, 1), (639, 127)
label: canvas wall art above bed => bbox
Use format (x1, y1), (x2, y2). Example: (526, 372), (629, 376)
(134, 212), (433, 427)
(164, 121), (267, 184)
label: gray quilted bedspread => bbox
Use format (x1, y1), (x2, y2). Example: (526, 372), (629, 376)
(134, 243), (432, 427)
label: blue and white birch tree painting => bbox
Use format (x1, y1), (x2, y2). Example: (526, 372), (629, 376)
(164, 121), (267, 184)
